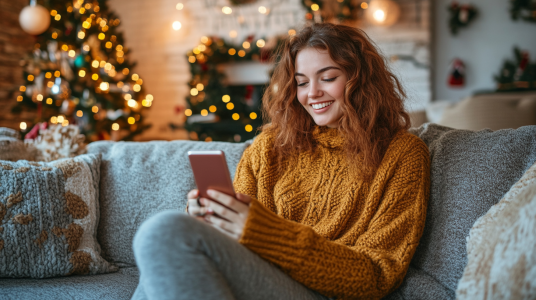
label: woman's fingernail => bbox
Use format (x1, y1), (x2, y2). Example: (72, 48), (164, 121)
(207, 207), (213, 213)
(207, 190), (215, 197)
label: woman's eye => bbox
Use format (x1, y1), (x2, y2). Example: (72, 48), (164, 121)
(297, 82), (308, 87)
(323, 77), (337, 82)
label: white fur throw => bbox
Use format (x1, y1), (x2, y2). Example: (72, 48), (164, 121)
(456, 161), (536, 299)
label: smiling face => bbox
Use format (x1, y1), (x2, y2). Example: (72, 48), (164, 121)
(295, 47), (348, 128)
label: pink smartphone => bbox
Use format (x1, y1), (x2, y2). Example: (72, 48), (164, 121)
(188, 150), (236, 200)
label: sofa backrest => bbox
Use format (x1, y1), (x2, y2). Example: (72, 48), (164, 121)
(404, 123), (536, 295)
(87, 139), (253, 266)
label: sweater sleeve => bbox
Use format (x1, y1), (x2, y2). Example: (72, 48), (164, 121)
(236, 137), (431, 300)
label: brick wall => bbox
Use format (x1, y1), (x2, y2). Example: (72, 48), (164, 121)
(0, 0), (35, 130)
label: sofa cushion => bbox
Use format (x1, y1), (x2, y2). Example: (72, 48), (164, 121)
(0, 154), (117, 278)
(456, 160), (536, 299)
(390, 123), (536, 297)
(0, 267), (139, 300)
(87, 139), (253, 266)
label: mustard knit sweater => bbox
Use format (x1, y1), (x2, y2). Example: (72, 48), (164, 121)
(234, 126), (431, 300)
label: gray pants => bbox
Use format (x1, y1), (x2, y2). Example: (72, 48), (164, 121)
(132, 210), (330, 300)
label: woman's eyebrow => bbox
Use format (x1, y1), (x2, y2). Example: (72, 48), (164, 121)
(294, 66), (341, 77)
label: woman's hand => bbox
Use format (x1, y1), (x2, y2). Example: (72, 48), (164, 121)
(190, 189), (252, 240)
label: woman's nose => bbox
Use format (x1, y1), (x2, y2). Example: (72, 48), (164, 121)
(308, 82), (323, 98)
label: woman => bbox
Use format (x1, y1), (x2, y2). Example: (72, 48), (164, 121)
(132, 23), (430, 300)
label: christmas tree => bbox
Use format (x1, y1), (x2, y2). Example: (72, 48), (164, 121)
(180, 36), (284, 143)
(13, 0), (151, 141)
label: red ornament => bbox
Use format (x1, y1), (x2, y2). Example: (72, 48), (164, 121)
(174, 105), (184, 115)
(448, 58), (465, 88)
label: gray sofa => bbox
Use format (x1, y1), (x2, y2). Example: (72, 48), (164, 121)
(1, 123), (536, 300)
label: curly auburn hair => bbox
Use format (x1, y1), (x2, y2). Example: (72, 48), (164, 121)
(261, 23), (411, 180)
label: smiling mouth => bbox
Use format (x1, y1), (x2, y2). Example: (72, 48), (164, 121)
(311, 101), (334, 110)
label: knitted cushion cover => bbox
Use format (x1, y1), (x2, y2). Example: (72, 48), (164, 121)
(0, 154), (117, 278)
(386, 123), (536, 299)
(456, 161), (536, 299)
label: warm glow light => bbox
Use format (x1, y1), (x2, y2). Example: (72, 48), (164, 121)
(242, 41), (250, 49)
(50, 116), (57, 123)
(128, 99), (136, 107)
(116, 45), (123, 51)
(122, 68), (130, 75)
(124, 94), (132, 100)
(20, 122), (27, 130)
(54, 71), (60, 77)
(46, 98), (52, 104)
(92, 106), (99, 113)
(172, 21), (182, 30)
(198, 44), (206, 51)
(185, 109), (192, 116)
(68, 50), (76, 57)
(55, 14), (61, 21)
(112, 123), (119, 131)
(229, 30), (237, 38)
(92, 74), (99, 80)
(201, 36), (209, 43)
(176, 3), (184, 10)
(288, 29), (296, 36)
(232, 113), (239, 120)
(196, 83), (204, 91)
(76, 110), (83, 117)
(256, 39), (265, 47)
(128, 117), (135, 124)
(91, 60), (99, 68)
(47, 81), (54, 88)
(226, 102), (234, 110)
(373, 9), (386, 22)
(222, 6), (232, 14)
(222, 95), (230, 103)
(20, 86), (26, 92)
(132, 74), (139, 81)
(98, 33), (105, 40)
(146, 94), (154, 101)
(61, 44), (68, 51)
(238, 50), (245, 57)
(17, 96), (23, 102)
(79, 70), (86, 77)
(228, 48), (236, 55)
(245, 124), (253, 132)
(133, 84), (141, 92)
(27, 75), (34, 81)
(250, 112), (257, 119)
(100, 82), (109, 91)
(104, 63), (112, 71)
(62, 120), (69, 127)
(190, 88), (199, 96)
(361, 2), (368, 9)
(258, 6), (267, 14)
(83, 21), (91, 29)
(193, 48), (200, 54)
(78, 31), (85, 39)
(99, 60), (106, 68)
(52, 32), (58, 39)
(50, 10), (57, 16)
(311, 4), (319, 11)
(36, 94), (43, 101)
(57, 115), (65, 123)
(201, 109), (208, 116)
(105, 41), (112, 48)
(209, 105), (217, 112)
(45, 72), (52, 78)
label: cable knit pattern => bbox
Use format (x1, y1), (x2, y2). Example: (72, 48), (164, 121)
(235, 126), (430, 300)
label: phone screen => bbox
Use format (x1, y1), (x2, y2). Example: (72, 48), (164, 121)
(187, 150), (236, 200)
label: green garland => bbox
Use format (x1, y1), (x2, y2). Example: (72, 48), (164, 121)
(493, 47), (536, 91)
(448, 2), (478, 35)
(301, 0), (364, 23)
(510, 0), (536, 22)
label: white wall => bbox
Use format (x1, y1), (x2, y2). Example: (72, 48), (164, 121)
(433, 0), (536, 102)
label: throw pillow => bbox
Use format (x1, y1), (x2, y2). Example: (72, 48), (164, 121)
(0, 154), (117, 278)
(456, 161), (536, 299)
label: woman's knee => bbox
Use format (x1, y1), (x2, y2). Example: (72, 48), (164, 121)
(133, 210), (198, 254)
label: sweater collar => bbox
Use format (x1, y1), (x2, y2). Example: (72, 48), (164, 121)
(312, 126), (344, 149)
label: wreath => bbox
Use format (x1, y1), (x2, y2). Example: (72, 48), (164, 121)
(448, 2), (478, 35)
(510, 0), (536, 22)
